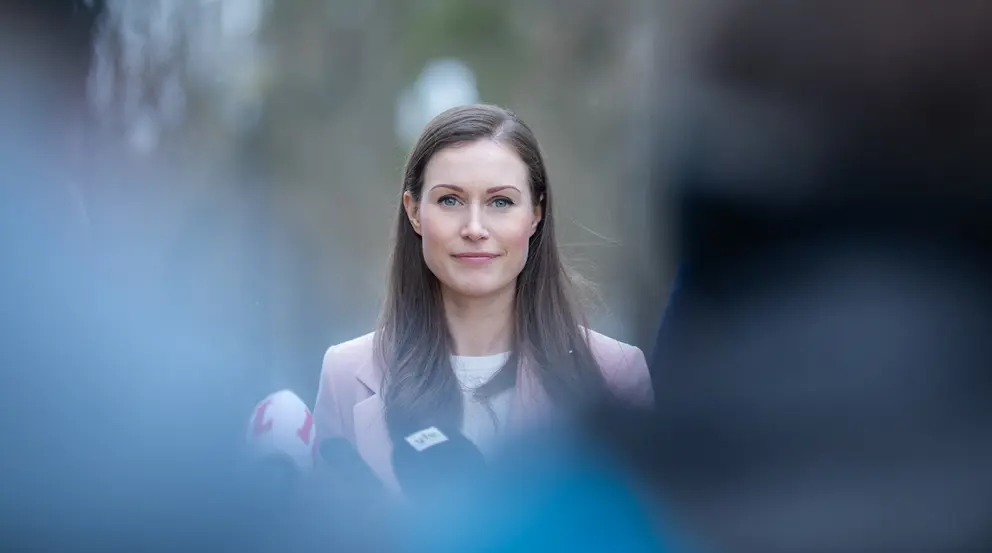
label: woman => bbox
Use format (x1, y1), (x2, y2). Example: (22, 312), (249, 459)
(313, 104), (652, 492)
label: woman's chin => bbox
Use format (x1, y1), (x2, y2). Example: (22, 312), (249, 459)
(442, 281), (514, 302)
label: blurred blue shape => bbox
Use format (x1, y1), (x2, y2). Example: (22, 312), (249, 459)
(400, 426), (694, 553)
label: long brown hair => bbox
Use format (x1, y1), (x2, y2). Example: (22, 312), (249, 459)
(376, 104), (610, 438)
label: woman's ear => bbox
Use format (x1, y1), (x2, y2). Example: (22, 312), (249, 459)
(403, 191), (422, 235)
(530, 195), (544, 236)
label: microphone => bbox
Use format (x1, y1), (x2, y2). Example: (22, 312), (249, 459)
(316, 438), (387, 500)
(390, 425), (487, 502)
(244, 390), (317, 478)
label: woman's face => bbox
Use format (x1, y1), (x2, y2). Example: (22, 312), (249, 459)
(404, 139), (542, 302)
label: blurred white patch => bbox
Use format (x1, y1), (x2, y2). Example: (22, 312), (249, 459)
(395, 58), (480, 148)
(127, 110), (161, 155)
(220, 0), (264, 38)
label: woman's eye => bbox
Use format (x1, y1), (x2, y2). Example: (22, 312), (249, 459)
(491, 197), (514, 209)
(439, 196), (460, 207)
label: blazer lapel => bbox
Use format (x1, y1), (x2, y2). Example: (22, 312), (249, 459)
(352, 394), (400, 492)
(352, 358), (401, 493)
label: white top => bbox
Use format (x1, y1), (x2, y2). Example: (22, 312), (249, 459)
(451, 353), (513, 456)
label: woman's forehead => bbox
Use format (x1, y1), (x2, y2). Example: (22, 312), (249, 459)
(423, 141), (529, 191)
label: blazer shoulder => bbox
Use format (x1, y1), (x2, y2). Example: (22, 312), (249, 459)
(323, 331), (376, 364)
(320, 331), (380, 391)
(314, 332), (379, 443)
(584, 328), (654, 406)
(584, 328), (641, 367)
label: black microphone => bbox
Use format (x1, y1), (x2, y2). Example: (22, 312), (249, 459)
(252, 454), (304, 499)
(390, 426), (487, 503)
(317, 438), (386, 496)
(313, 437), (393, 522)
(246, 439), (393, 552)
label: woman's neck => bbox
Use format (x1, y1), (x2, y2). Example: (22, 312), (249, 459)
(442, 286), (515, 356)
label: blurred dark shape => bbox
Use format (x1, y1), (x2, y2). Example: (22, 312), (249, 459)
(0, 0), (100, 256)
(665, 0), (992, 207)
(292, 440), (398, 553)
(0, 0), (100, 82)
(643, 0), (992, 551)
(251, 456), (304, 505)
(649, 264), (683, 391)
(316, 437), (389, 513)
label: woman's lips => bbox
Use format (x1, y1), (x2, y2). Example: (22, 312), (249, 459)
(452, 253), (499, 264)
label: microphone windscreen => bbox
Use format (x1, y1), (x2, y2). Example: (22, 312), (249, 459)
(245, 389), (316, 472)
(391, 426), (487, 502)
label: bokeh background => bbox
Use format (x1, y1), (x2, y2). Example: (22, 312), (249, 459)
(7, 2), (992, 551)
(75, 0), (672, 402)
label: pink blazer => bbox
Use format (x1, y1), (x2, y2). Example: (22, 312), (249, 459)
(313, 329), (653, 492)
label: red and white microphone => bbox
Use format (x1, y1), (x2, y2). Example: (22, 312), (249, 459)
(245, 389), (317, 473)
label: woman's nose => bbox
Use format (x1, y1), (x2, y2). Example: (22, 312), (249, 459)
(461, 205), (489, 240)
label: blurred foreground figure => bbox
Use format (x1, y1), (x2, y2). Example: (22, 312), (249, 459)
(0, 3), (307, 551)
(642, 0), (992, 551)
